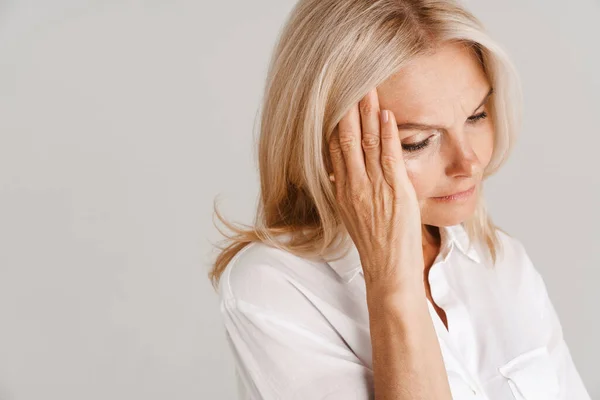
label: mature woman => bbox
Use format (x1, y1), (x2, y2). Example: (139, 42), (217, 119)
(209, 0), (591, 398)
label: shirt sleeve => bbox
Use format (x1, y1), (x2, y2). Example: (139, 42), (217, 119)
(220, 296), (374, 400)
(526, 255), (592, 400)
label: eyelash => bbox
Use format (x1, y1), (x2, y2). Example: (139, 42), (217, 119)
(402, 111), (488, 153)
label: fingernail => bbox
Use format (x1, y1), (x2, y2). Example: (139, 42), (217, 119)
(381, 110), (388, 124)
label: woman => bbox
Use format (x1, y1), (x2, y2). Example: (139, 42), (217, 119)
(209, 0), (591, 398)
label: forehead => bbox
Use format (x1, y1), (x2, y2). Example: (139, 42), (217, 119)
(377, 42), (490, 119)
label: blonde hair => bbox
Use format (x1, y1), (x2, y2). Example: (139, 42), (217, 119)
(209, 0), (522, 290)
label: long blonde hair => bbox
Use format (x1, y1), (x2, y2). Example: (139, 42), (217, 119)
(209, 0), (522, 290)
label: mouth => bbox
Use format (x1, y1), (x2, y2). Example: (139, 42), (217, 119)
(432, 185), (476, 202)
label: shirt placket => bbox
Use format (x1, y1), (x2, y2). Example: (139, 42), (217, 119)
(428, 248), (489, 399)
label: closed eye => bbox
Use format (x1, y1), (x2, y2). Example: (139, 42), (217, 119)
(467, 111), (488, 124)
(402, 110), (490, 153)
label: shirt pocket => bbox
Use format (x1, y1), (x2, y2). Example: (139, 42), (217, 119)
(498, 346), (560, 400)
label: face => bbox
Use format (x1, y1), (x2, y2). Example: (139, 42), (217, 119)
(377, 41), (494, 227)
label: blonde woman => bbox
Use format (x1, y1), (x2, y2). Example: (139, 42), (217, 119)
(209, 0), (591, 399)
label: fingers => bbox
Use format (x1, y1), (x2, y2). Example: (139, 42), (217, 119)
(336, 101), (367, 187)
(328, 127), (347, 188)
(359, 88), (383, 184)
(380, 109), (409, 191)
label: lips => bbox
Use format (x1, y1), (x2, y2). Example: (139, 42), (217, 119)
(432, 185), (476, 202)
(436, 185), (475, 198)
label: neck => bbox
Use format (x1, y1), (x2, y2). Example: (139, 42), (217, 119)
(421, 224), (442, 273)
(422, 224), (441, 248)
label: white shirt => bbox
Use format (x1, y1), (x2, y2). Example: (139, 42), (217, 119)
(218, 223), (591, 399)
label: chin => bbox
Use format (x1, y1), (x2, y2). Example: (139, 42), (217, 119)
(420, 199), (478, 227)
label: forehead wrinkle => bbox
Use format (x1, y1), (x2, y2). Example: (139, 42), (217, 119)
(378, 43), (491, 130)
(394, 85), (491, 134)
(392, 76), (487, 122)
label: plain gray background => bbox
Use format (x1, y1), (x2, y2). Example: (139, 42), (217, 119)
(0, 1), (597, 399)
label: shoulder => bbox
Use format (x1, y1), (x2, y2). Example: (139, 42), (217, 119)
(493, 229), (548, 305)
(217, 241), (349, 341)
(494, 229), (535, 272)
(494, 228), (529, 261)
(217, 240), (333, 308)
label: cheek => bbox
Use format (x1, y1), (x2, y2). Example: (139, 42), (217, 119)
(474, 125), (495, 167)
(404, 158), (441, 200)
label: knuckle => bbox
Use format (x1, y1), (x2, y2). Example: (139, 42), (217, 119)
(359, 100), (374, 117)
(338, 134), (356, 152)
(329, 138), (341, 154)
(381, 154), (397, 170)
(361, 132), (380, 149)
(380, 127), (394, 140)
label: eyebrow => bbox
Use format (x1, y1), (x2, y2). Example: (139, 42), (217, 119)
(396, 87), (494, 131)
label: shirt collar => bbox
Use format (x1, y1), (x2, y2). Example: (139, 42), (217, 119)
(325, 223), (482, 284)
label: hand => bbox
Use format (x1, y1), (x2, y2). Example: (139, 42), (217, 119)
(328, 88), (424, 290)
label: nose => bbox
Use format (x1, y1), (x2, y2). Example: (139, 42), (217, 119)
(445, 139), (481, 178)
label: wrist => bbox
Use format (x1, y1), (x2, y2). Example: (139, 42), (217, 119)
(364, 268), (424, 293)
(364, 273), (426, 303)
(365, 281), (429, 320)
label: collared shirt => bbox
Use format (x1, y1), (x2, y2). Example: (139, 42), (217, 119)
(218, 223), (591, 399)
